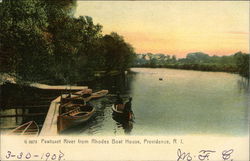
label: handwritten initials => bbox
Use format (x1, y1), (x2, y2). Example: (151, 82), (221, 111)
(177, 148), (192, 161)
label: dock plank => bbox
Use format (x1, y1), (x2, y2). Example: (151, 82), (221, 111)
(30, 83), (88, 90)
(5, 105), (50, 109)
(0, 113), (46, 117)
(39, 96), (61, 136)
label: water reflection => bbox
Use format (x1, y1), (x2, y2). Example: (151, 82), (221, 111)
(237, 78), (250, 93)
(112, 115), (134, 134)
(0, 109), (23, 129)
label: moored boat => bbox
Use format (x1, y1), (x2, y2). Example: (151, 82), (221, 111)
(60, 94), (91, 104)
(91, 90), (109, 99)
(74, 88), (92, 96)
(8, 121), (39, 136)
(60, 90), (108, 104)
(57, 105), (96, 133)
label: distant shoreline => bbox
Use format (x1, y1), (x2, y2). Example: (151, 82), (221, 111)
(132, 64), (238, 73)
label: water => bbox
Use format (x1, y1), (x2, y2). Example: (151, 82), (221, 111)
(0, 84), (58, 132)
(66, 68), (249, 136)
(1, 68), (249, 136)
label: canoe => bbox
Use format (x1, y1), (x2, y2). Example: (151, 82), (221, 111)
(91, 90), (109, 99)
(74, 88), (92, 96)
(57, 105), (96, 133)
(9, 121), (39, 136)
(60, 94), (91, 104)
(60, 90), (108, 104)
(112, 104), (132, 121)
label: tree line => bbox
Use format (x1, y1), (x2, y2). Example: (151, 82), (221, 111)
(0, 0), (136, 84)
(134, 52), (249, 78)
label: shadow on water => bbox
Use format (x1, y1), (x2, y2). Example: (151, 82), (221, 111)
(83, 72), (136, 94)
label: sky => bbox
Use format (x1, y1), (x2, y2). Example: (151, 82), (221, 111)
(75, 1), (249, 58)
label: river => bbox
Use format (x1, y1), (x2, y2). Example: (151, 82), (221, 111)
(66, 68), (249, 136)
(1, 68), (249, 136)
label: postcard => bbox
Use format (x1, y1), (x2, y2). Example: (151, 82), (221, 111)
(0, 0), (249, 161)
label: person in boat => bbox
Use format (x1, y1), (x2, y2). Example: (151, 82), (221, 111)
(123, 97), (133, 119)
(115, 92), (123, 105)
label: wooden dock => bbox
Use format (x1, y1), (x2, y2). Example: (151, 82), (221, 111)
(39, 96), (61, 136)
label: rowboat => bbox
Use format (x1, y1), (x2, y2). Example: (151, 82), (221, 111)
(112, 104), (132, 121)
(91, 90), (109, 99)
(9, 121), (39, 136)
(60, 90), (108, 104)
(57, 105), (96, 133)
(74, 88), (92, 96)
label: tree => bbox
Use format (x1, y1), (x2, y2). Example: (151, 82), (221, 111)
(1, 0), (136, 84)
(0, 0), (53, 81)
(186, 52), (210, 64)
(171, 55), (177, 63)
(234, 52), (249, 78)
(101, 32), (135, 71)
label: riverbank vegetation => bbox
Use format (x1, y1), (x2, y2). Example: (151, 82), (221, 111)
(0, 0), (135, 84)
(133, 52), (249, 78)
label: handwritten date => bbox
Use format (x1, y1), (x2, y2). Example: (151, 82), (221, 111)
(5, 150), (65, 161)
